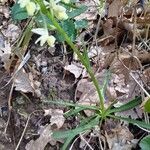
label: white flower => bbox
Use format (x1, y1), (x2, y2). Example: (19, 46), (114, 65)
(53, 5), (68, 20)
(26, 1), (36, 16)
(18, 0), (30, 8)
(32, 28), (56, 47)
(18, 0), (36, 16)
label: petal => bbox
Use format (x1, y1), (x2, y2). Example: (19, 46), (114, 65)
(47, 36), (56, 47)
(26, 1), (36, 16)
(31, 28), (48, 35)
(18, 0), (30, 7)
(35, 35), (47, 46)
(53, 5), (66, 12)
(53, 5), (68, 20)
(56, 12), (68, 20)
(40, 35), (48, 46)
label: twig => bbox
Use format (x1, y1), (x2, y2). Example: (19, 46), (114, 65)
(118, 58), (150, 98)
(15, 110), (42, 150)
(80, 133), (94, 150)
(4, 82), (14, 135)
(132, 6), (137, 56)
(69, 134), (80, 150)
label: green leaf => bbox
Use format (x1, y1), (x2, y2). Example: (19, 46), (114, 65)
(43, 100), (98, 110)
(64, 107), (85, 118)
(53, 116), (100, 150)
(109, 115), (150, 129)
(75, 20), (88, 29)
(109, 97), (141, 113)
(83, 47), (91, 69)
(55, 19), (76, 42)
(144, 98), (150, 113)
(68, 5), (88, 18)
(140, 135), (150, 150)
(11, 3), (28, 21)
(53, 116), (99, 139)
(79, 115), (98, 126)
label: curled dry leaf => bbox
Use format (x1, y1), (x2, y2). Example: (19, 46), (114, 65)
(0, 5), (10, 18)
(0, 41), (11, 70)
(14, 69), (34, 93)
(2, 24), (21, 42)
(44, 108), (65, 129)
(107, 0), (123, 18)
(25, 124), (53, 150)
(105, 122), (137, 150)
(64, 62), (83, 78)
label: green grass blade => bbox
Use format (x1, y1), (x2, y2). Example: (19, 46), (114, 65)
(79, 115), (98, 126)
(139, 135), (150, 150)
(62, 135), (75, 150)
(109, 97), (141, 113)
(109, 114), (150, 129)
(43, 100), (99, 110)
(64, 107), (86, 118)
(53, 116), (100, 139)
(53, 116), (100, 150)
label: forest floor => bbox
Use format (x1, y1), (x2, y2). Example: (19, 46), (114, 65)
(0, 0), (150, 150)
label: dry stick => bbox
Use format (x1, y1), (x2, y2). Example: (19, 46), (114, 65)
(94, 15), (102, 47)
(119, 58), (150, 98)
(69, 132), (93, 150)
(15, 114), (31, 150)
(119, 57), (150, 125)
(132, 7), (137, 56)
(15, 110), (42, 150)
(79, 134), (94, 150)
(83, 136), (92, 150)
(4, 82), (14, 135)
(69, 135), (80, 150)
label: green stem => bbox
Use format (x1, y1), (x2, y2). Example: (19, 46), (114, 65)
(36, 0), (105, 113)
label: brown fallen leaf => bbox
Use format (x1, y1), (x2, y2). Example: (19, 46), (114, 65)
(2, 24), (21, 42)
(107, 0), (123, 18)
(105, 120), (138, 150)
(44, 108), (65, 129)
(25, 124), (53, 150)
(0, 5), (10, 18)
(0, 41), (12, 70)
(14, 69), (34, 93)
(64, 62), (83, 78)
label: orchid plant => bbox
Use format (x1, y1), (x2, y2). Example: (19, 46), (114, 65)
(17, 0), (69, 46)
(11, 0), (150, 149)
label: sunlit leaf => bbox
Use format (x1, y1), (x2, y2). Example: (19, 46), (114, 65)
(11, 3), (28, 21)
(109, 115), (150, 129)
(55, 19), (76, 42)
(144, 98), (150, 113)
(109, 97), (141, 113)
(68, 5), (88, 18)
(75, 20), (88, 29)
(140, 135), (150, 150)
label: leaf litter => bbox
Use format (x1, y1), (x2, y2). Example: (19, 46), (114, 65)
(0, 0), (150, 149)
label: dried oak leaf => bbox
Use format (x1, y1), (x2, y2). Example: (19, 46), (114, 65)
(64, 62), (83, 78)
(109, 73), (143, 119)
(0, 41), (12, 70)
(25, 124), (53, 150)
(105, 122), (137, 150)
(14, 69), (34, 93)
(0, 5), (10, 18)
(2, 24), (21, 42)
(44, 108), (65, 129)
